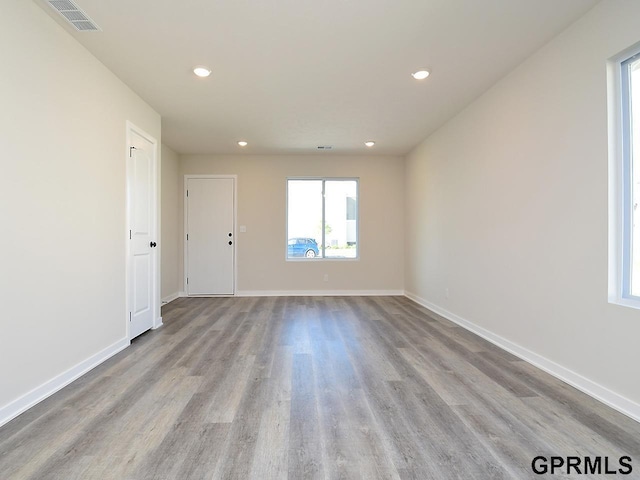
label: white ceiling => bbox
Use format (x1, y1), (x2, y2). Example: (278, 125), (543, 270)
(40, 0), (598, 155)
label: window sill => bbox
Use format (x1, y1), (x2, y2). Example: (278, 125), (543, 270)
(285, 257), (360, 262)
(608, 295), (640, 310)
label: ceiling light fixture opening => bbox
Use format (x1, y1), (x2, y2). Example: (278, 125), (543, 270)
(237, 141), (248, 147)
(193, 66), (212, 78)
(411, 69), (430, 80)
(365, 141), (375, 147)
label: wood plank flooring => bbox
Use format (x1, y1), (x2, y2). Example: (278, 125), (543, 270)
(0, 296), (639, 479)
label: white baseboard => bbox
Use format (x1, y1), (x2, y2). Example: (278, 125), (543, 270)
(404, 291), (640, 423)
(161, 292), (180, 304)
(0, 337), (130, 428)
(236, 289), (405, 297)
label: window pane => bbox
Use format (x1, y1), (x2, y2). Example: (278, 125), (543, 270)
(324, 180), (358, 259)
(287, 180), (322, 259)
(630, 58), (640, 295)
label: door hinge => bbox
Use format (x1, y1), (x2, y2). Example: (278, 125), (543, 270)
(186, 190), (189, 197)
(186, 234), (189, 241)
(129, 146), (137, 157)
(129, 312), (132, 322)
(129, 230), (132, 240)
(186, 277), (189, 285)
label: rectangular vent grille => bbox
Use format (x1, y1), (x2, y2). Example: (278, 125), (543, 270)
(47, 0), (100, 32)
(317, 145), (333, 150)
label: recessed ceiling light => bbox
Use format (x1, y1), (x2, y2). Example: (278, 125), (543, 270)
(411, 69), (430, 80)
(365, 141), (375, 147)
(193, 66), (211, 78)
(237, 141), (248, 147)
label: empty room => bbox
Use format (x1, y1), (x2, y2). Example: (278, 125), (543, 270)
(1, 0), (640, 478)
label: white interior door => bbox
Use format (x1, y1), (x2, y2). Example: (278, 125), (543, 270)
(127, 128), (157, 338)
(186, 177), (235, 295)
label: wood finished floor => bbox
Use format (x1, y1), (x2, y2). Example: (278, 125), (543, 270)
(1, 296), (639, 480)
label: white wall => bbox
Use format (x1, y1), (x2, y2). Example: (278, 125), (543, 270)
(405, 0), (640, 416)
(0, 1), (160, 421)
(161, 144), (180, 301)
(180, 155), (405, 294)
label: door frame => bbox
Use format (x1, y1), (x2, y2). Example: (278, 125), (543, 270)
(183, 174), (238, 296)
(126, 121), (161, 339)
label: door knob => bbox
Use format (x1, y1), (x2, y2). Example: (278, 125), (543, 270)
(228, 232), (232, 237)
(228, 241), (233, 245)
(150, 241), (157, 248)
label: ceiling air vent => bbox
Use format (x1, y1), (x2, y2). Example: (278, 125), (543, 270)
(47, 0), (101, 32)
(317, 145), (333, 150)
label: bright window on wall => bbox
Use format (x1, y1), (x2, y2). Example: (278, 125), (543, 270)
(287, 178), (358, 260)
(622, 50), (640, 298)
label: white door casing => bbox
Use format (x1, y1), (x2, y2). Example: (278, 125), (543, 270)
(185, 176), (236, 295)
(126, 122), (160, 339)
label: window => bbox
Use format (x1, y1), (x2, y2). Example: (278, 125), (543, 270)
(287, 178), (358, 259)
(622, 51), (640, 298)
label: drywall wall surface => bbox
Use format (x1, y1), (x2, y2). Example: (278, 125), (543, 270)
(180, 155), (404, 294)
(0, 2), (160, 412)
(405, 0), (640, 408)
(161, 144), (180, 301)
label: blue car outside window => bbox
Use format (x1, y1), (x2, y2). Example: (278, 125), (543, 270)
(287, 238), (319, 258)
